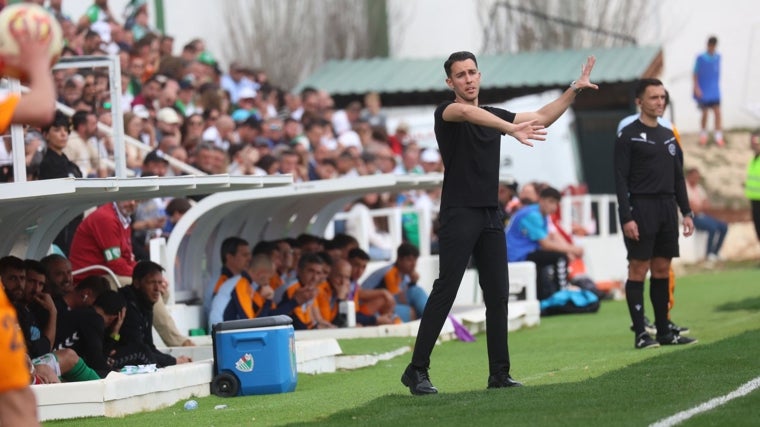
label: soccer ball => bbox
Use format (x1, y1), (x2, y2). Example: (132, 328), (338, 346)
(0, 3), (63, 80)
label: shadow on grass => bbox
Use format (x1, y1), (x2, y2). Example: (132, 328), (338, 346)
(714, 296), (760, 312)
(287, 330), (760, 427)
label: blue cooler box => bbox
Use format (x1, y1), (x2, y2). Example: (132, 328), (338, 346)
(211, 315), (297, 397)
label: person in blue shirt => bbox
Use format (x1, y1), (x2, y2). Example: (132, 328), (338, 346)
(693, 36), (723, 146)
(506, 186), (584, 300)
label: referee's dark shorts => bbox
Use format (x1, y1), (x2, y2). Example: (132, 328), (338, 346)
(624, 195), (680, 260)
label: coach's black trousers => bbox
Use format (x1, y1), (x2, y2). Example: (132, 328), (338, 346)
(411, 206), (511, 376)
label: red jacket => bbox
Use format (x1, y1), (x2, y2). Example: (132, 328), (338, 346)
(70, 203), (136, 282)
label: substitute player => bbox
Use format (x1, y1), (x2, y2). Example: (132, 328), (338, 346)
(0, 19), (57, 427)
(614, 79), (697, 349)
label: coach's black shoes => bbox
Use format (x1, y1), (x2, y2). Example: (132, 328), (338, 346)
(657, 333), (697, 346)
(401, 364), (438, 395)
(487, 372), (523, 389)
(635, 332), (660, 349)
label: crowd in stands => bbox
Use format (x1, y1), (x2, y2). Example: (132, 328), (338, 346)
(2, 0), (445, 259)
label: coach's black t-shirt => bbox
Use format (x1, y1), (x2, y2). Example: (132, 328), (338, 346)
(434, 101), (516, 209)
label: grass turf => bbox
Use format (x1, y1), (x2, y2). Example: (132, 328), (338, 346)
(45, 266), (760, 426)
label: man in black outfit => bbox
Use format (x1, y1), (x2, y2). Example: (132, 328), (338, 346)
(401, 51), (598, 395)
(117, 261), (192, 367)
(614, 78), (697, 349)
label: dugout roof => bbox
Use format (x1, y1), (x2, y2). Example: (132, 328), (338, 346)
(296, 45), (662, 106)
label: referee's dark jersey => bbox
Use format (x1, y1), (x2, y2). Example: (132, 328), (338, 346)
(614, 119), (691, 226)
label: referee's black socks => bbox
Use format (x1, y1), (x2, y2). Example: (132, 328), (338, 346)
(625, 280), (646, 335)
(650, 277), (670, 337)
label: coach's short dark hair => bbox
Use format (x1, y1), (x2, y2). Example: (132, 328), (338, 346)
(634, 78), (664, 99)
(444, 51), (478, 77)
(539, 186), (562, 201)
(707, 36), (718, 46)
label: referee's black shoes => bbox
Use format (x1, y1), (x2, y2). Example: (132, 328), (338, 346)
(657, 333), (698, 346)
(401, 364), (438, 395)
(487, 372), (523, 389)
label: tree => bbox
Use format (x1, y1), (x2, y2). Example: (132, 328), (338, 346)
(478, 0), (655, 54)
(220, 0), (387, 90)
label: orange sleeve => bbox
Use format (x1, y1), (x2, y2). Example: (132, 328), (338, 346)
(269, 274), (284, 290)
(0, 286), (31, 392)
(383, 267), (401, 295)
(0, 94), (21, 134)
(672, 124), (682, 148)
(315, 282), (335, 323)
(212, 274), (229, 295)
(232, 278), (255, 319)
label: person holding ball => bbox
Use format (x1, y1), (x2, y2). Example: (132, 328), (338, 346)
(0, 6), (57, 426)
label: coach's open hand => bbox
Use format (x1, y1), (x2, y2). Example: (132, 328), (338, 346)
(575, 56), (599, 91)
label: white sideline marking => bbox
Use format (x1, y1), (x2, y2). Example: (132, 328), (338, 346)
(649, 376), (760, 427)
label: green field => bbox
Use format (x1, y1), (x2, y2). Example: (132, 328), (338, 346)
(46, 266), (760, 426)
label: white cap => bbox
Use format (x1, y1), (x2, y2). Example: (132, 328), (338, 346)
(157, 107), (181, 124)
(238, 87), (257, 100)
(421, 148), (440, 163)
(337, 130), (362, 149)
(132, 104), (150, 119)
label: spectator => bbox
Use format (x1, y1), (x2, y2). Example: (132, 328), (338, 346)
(419, 148), (441, 174)
(693, 36), (723, 146)
(162, 197), (191, 236)
(506, 186), (583, 300)
(155, 107), (182, 142)
(395, 143), (423, 175)
(117, 261), (191, 367)
(346, 193), (394, 260)
(361, 243), (428, 322)
(64, 110), (100, 177)
(685, 168), (728, 264)
(361, 92), (387, 130)
(38, 111), (84, 255)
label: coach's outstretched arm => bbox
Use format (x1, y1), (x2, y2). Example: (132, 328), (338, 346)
(515, 56), (598, 127)
(442, 103), (547, 147)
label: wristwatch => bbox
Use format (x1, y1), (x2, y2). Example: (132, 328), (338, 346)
(684, 212), (695, 219)
(570, 81), (583, 95)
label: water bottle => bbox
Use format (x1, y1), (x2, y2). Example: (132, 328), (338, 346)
(339, 300), (356, 327)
